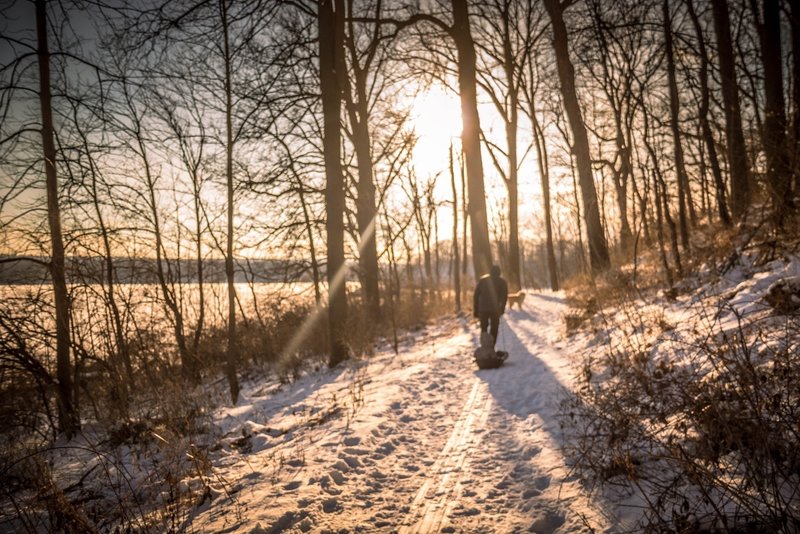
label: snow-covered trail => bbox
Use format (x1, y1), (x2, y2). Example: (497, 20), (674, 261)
(193, 293), (610, 533)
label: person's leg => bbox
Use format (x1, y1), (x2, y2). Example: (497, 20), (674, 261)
(489, 313), (500, 345)
(479, 312), (489, 334)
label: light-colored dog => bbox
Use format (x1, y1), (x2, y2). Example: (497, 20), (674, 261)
(507, 291), (526, 309)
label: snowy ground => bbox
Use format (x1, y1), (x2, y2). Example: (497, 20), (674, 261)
(190, 293), (613, 533)
(5, 252), (795, 532)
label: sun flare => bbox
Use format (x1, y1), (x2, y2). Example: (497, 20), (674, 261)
(409, 87), (463, 176)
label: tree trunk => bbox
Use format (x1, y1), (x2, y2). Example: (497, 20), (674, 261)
(653, 168), (674, 287)
(220, 0), (240, 404)
(791, 1), (800, 197)
(341, 21), (381, 320)
(531, 106), (559, 291)
(449, 143), (461, 311)
(711, 0), (750, 219)
(542, 0), (610, 274)
(192, 170), (206, 355)
(36, 0), (79, 438)
(686, 0), (731, 226)
(755, 0), (793, 221)
(610, 127), (634, 252)
(589, 4), (634, 253)
(663, 0), (692, 251)
(451, 0), (493, 278)
(460, 149), (468, 278)
(500, 5), (521, 292)
(319, 0), (348, 367)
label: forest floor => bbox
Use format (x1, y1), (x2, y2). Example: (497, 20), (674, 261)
(186, 293), (616, 533)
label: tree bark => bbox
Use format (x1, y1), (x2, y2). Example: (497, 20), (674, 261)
(36, 0), (79, 438)
(588, 2), (633, 252)
(499, 2), (521, 292)
(686, 0), (731, 226)
(319, 0), (348, 367)
(711, 0), (750, 219)
(530, 105), (559, 291)
(220, 0), (240, 403)
(663, 0), (692, 251)
(542, 0), (610, 274)
(460, 149), (468, 278)
(451, 0), (493, 278)
(754, 0), (793, 221)
(449, 143), (461, 311)
(791, 1), (800, 197)
(342, 3), (381, 320)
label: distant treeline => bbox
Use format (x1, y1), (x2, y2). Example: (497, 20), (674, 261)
(0, 256), (315, 285)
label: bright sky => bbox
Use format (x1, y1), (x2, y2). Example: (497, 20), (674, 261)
(409, 86), (464, 176)
(407, 84), (553, 245)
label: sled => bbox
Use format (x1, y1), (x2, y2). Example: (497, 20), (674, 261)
(474, 331), (508, 369)
(474, 350), (508, 369)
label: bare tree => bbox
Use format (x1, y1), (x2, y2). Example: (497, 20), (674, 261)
(750, 0), (793, 222)
(542, 0), (610, 274)
(685, 0), (731, 226)
(319, 0), (349, 367)
(219, 0), (240, 403)
(663, 0), (693, 251)
(474, 0), (537, 291)
(449, 142), (461, 310)
(35, 0), (78, 437)
(339, 0), (389, 320)
(711, 0), (751, 220)
(520, 40), (559, 290)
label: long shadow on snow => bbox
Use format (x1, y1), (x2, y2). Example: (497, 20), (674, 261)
(473, 306), (573, 445)
(231, 366), (349, 429)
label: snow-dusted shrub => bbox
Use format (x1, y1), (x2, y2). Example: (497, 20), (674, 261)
(561, 265), (800, 533)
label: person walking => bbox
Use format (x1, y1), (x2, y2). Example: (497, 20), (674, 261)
(473, 265), (508, 346)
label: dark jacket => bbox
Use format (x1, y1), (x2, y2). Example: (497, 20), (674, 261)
(473, 273), (508, 316)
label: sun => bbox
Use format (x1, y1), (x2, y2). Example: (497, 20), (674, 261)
(409, 86), (463, 176)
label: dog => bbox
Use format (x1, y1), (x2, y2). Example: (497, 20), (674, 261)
(507, 291), (526, 310)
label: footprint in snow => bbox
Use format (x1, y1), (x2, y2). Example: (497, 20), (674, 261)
(522, 487), (542, 499)
(495, 478), (512, 490)
(378, 422), (395, 435)
(376, 441), (396, 455)
(529, 510), (566, 534)
(332, 459), (350, 473)
(534, 475), (551, 490)
(343, 447), (370, 456)
(321, 497), (340, 513)
(341, 455), (362, 468)
(329, 469), (346, 485)
(523, 446), (542, 459)
(318, 475), (342, 495)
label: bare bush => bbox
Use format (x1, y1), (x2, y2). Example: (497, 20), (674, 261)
(560, 279), (800, 532)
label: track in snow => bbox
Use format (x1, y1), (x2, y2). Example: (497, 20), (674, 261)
(400, 379), (492, 533)
(191, 292), (612, 533)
